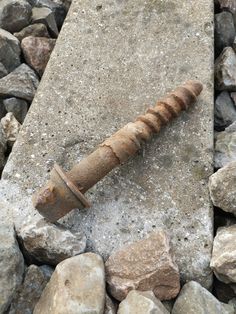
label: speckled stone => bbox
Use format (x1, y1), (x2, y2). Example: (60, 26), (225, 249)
(0, 0), (213, 288)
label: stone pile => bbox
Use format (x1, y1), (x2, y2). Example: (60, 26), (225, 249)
(208, 0), (236, 306)
(0, 0), (70, 172)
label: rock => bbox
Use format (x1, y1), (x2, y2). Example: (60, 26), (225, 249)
(34, 253), (105, 314)
(0, 121), (6, 170)
(9, 264), (53, 314)
(215, 91), (236, 130)
(32, 7), (58, 37)
(214, 279), (236, 303)
(18, 218), (86, 265)
(0, 63), (39, 102)
(211, 225), (236, 283)
(0, 200), (24, 313)
(1, 112), (21, 146)
(0, 29), (21, 73)
(215, 47), (236, 91)
(22, 36), (56, 76)
(215, 12), (235, 56)
(172, 281), (234, 314)
(105, 231), (180, 301)
(117, 290), (169, 314)
(33, 0), (67, 29)
(105, 295), (117, 314)
(209, 161), (236, 214)
(53, 0), (71, 11)
(218, 0), (236, 14)
(14, 23), (49, 42)
(0, 99), (7, 119)
(229, 298), (236, 311)
(0, 62), (7, 78)
(0, 0), (32, 33)
(3, 97), (28, 123)
(214, 127), (236, 168)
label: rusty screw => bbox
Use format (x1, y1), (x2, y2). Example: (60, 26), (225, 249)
(33, 80), (203, 222)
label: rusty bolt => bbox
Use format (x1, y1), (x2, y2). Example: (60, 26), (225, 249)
(33, 80), (203, 222)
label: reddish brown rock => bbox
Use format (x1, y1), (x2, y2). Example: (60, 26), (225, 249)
(21, 36), (56, 77)
(105, 231), (180, 301)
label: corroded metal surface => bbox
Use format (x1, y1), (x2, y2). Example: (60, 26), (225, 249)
(33, 80), (203, 222)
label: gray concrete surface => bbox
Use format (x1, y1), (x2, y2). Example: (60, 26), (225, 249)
(0, 0), (214, 287)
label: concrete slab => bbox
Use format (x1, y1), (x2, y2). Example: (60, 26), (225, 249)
(0, 0), (214, 287)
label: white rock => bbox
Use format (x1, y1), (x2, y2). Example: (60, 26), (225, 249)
(18, 218), (86, 265)
(211, 225), (236, 283)
(1, 112), (21, 147)
(34, 253), (105, 314)
(117, 290), (169, 314)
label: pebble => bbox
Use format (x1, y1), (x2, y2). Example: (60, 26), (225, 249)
(0, 62), (8, 78)
(105, 294), (117, 314)
(32, 7), (58, 37)
(105, 231), (180, 301)
(3, 97), (28, 124)
(215, 91), (236, 130)
(14, 23), (49, 42)
(34, 253), (105, 314)
(215, 12), (235, 56)
(1, 112), (21, 147)
(18, 218), (87, 265)
(218, 0), (236, 13)
(21, 36), (56, 76)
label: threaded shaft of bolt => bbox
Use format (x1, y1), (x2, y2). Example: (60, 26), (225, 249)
(68, 80), (203, 193)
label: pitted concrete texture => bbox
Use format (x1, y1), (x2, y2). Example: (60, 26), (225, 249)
(0, 0), (214, 287)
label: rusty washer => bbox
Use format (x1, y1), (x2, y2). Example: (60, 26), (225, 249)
(33, 80), (203, 222)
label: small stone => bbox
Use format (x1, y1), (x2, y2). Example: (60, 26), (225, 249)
(32, 7), (58, 37)
(14, 23), (49, 42)
(211, 225), (236, 283)
(0, 200), (24, 313)
(117, 290), (169, 314)
(0, 29), (21, 73)
(215, 91), (236, 130)
(215, 12), (235, 56)
(22, 36), (56, 76)
(1, 112), (21, 146)
(218, 0), (236, 14)
(34, 253), (105, 314)
(209, 161), (236, 215)
(105, 294), (117, 314)
(172, 281), (234, 314)
(18, 218), (86, 265)
(0, 62), (8, 78)
(34, 0), (67, 29)
(9, 264), (53, 314)
(3, 97), (28, 124)
(105, 231), (180, 301)
(0, 63), (39, 102)
(215, 47), (236, 91)
(214, 127), (236, 168)
(0, 0), (32, 33)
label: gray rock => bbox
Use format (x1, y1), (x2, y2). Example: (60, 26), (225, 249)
(117, 290), (169, 314)
(0, 63), (39, 102)
(211, 225), (236, 283)
(0, 121), (7, 170)
(0, 200), (24, 313)
(105, 295), (117, 314)
(52, 0), (71, 11)
(229, 298), (236, 311)
(209, 161), (236, 215)
(0, 29), (21, 73)
(215, 47), (236, 91)
(214, 279), (236, 303)
(14, 23), (49, 42)
(34, 253), (105, 314)
(4, 97), (28, 124)
(0, 62), (7, 78)
(32, 7), (58, 37)
(215, 12), (235, 56)
(18, 218), (86, 265)
(33, 0), (67, 29)
(9, 264), (53, 314)
(214, 127), (236, 168)
(172, 281), (234, 314)
(218, 0), (236, 13)
(215, 91), (236, 130)
(0, 0), (32, 33)
(1, 112), (21, 147)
